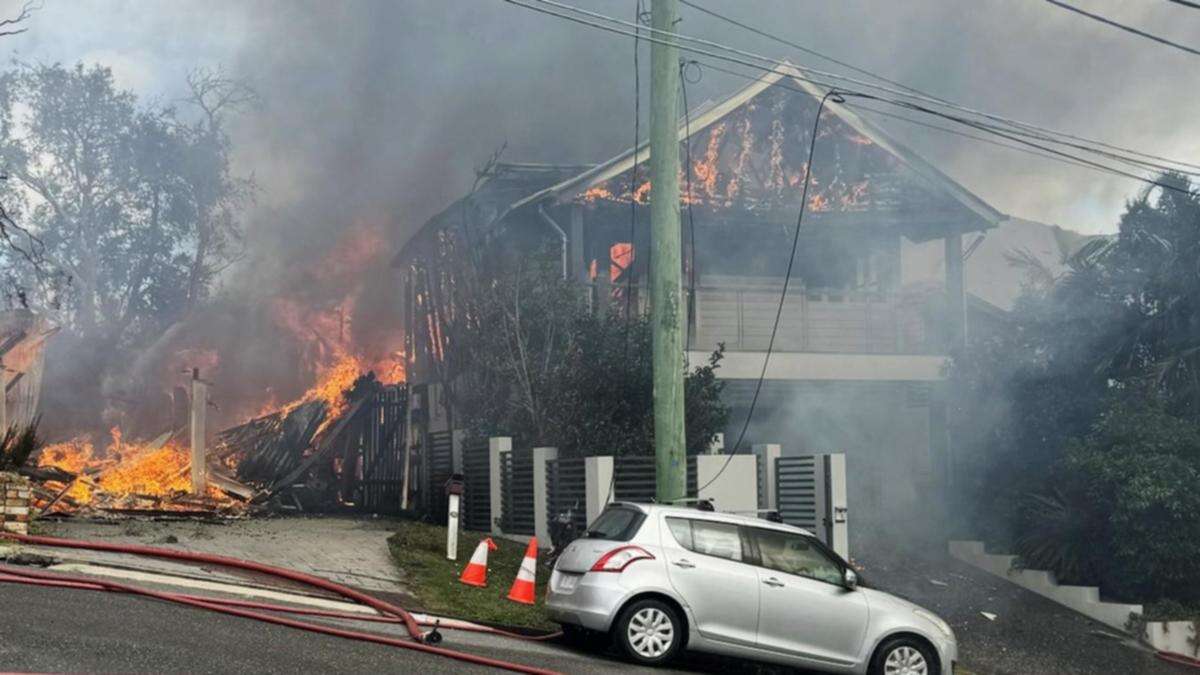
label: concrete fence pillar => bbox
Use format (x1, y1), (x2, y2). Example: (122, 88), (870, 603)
(753, 444), (782, 511)
(696, 454), (758, 513)
(532, 447), (558, 546)
(488, 437), (511, 536)
(584, 455), (615, 525)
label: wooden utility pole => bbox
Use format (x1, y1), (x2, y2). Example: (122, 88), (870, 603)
(650, 0), (687, 503)
(189, 368), (208, 494)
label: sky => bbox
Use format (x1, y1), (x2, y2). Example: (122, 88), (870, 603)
(3, 0), (1200, 239)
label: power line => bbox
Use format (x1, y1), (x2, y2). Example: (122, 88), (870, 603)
(694, 89), (844, 496)
(667, 0), (1200, 175)
(506, 0), (1200, 177)
(1043, 0), (1200, 57)
(1166, 0), (1200, 9)
(695, 58), (1195, 191)
(678, 0), (924, 97)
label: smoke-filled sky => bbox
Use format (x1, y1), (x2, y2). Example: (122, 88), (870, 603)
(4, 0), (1200, 242)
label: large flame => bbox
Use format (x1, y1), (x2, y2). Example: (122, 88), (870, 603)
(35, 428), (230, 512)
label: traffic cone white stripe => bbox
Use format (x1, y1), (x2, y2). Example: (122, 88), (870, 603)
(507, 537), (539, 605)
(459, 537), (496, 587)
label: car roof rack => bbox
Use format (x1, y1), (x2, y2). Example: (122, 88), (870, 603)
(663, 497), (716, 511)
(723, 508), (785, 523)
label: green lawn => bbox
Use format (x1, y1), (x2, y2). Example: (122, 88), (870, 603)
(387, 521), (556, 630)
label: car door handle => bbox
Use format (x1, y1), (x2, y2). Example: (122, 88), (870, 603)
(763, 577), (785, 588)
(672, 559), (696, 569)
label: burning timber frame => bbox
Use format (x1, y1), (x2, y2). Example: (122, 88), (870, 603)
(393, 63), (1006, 532)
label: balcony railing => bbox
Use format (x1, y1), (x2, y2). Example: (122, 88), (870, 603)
(583, 275), (934, 355)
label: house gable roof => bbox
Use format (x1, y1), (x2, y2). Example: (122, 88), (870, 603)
(509, 63), (1004, 237)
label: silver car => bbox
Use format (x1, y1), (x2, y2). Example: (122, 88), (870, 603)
(546, 502), (956, 675)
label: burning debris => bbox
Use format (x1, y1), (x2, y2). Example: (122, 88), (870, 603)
(31, 429), (241, 517)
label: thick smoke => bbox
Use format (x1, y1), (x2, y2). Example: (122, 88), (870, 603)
(12, 1), (1200, 443)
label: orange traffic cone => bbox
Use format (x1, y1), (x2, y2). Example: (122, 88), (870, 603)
(506, 537), (539, 605)
(459, 537), (498, 587)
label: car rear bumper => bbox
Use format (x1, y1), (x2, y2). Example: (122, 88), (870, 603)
(544, 570), (627, 632)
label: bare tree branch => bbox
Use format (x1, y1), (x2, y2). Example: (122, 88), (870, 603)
(0, 1), (38, 37)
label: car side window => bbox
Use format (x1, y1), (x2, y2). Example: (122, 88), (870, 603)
(752, 528), (842, 585)
(689, 519), (743, 562)
(665, 517), (744, 562)
(665, 517), (692, 550)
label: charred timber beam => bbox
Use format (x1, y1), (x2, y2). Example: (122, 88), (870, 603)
(537, 205), (569, 279)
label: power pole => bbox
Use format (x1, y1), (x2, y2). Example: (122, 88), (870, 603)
(650, 0), (686, 503)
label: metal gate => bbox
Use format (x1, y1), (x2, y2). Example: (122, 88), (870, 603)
(776, 454), (849, 559)
(423, 430), (454, 524)
(355, 385), (408, 514)
(612, 455), (698, 503)
(500, 449), (535, 535)
(462, 438), (491, 532)
(546, 457), (588, 536)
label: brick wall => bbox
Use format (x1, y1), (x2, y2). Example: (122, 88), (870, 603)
(0, 471), (31, 535)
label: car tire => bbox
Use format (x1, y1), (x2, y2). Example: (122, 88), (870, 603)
(612, 598), (684, 666)
(869, 636), (938, 675)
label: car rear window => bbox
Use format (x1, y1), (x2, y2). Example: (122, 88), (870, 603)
(585, 506), (645, 541)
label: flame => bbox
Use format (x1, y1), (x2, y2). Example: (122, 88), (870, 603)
(35, 429), (229, 512)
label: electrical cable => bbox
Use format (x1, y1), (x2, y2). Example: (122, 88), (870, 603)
(695, 57), (1190, 191)
(1042, 0), (1200, 57)
(681, 58), (700, 369)
(693, 90), (843, 495)
(606, 0), (645, 510)
(672, 0), (1200, 174)
(690, 57), (1195, 195)
(678, 0), (925, 97)
(504, 0), (1200, 176)
(1166, 0), (1200, 9)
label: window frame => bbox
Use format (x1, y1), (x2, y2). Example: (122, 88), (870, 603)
(585, 506), (647, 542)
(745, 526), (848, 588)
(663, 516), (750, 564)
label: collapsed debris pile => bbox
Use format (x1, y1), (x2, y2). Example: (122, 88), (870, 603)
(26, 372), (398, 519)
(29, 429), (242, 517)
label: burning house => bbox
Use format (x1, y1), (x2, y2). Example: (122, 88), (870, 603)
(396, 63), (1009, 537)
(27, 225), (411, 519)
(1, 309), (56, 433)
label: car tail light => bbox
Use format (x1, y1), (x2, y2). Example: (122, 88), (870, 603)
(590, 545), (655, 573)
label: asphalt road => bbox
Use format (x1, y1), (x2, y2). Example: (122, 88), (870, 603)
(0, 582), (709, 675)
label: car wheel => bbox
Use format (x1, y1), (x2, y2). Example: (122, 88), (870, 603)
(613, 599), (683, 666)
(869, 636), (937, 675)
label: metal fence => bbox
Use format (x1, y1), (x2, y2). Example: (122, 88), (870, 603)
(500, 449), (535, 535)
(356, 385), (407, 514)
(776, 455), (820, 533)
(612, 455), (698, 504)
(462, 438), (491, 532)
(546, 457), (588, 534)
(424, 430), (454, 524)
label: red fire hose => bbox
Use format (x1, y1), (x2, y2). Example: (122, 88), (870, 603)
(0, 532), (559, 674)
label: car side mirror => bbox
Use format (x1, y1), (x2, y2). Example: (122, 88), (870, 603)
(843, 568), (858, 590)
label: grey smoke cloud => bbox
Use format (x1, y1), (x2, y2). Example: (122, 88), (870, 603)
(6, 0), (1199, 243)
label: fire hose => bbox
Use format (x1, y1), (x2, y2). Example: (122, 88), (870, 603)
(0, 532), (560, 674)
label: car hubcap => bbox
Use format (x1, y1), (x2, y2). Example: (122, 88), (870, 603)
(627, 607), (674, 658)
(884, 645), (928, 675)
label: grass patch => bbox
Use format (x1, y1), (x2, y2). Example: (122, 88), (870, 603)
(388, 521), (555, 630)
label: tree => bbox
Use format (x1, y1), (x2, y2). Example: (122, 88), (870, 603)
(0, 62), (254, 431)
(421, 241), (729, 458)
(0, 62), (253, 340)
(952, 173), (1200, 606)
